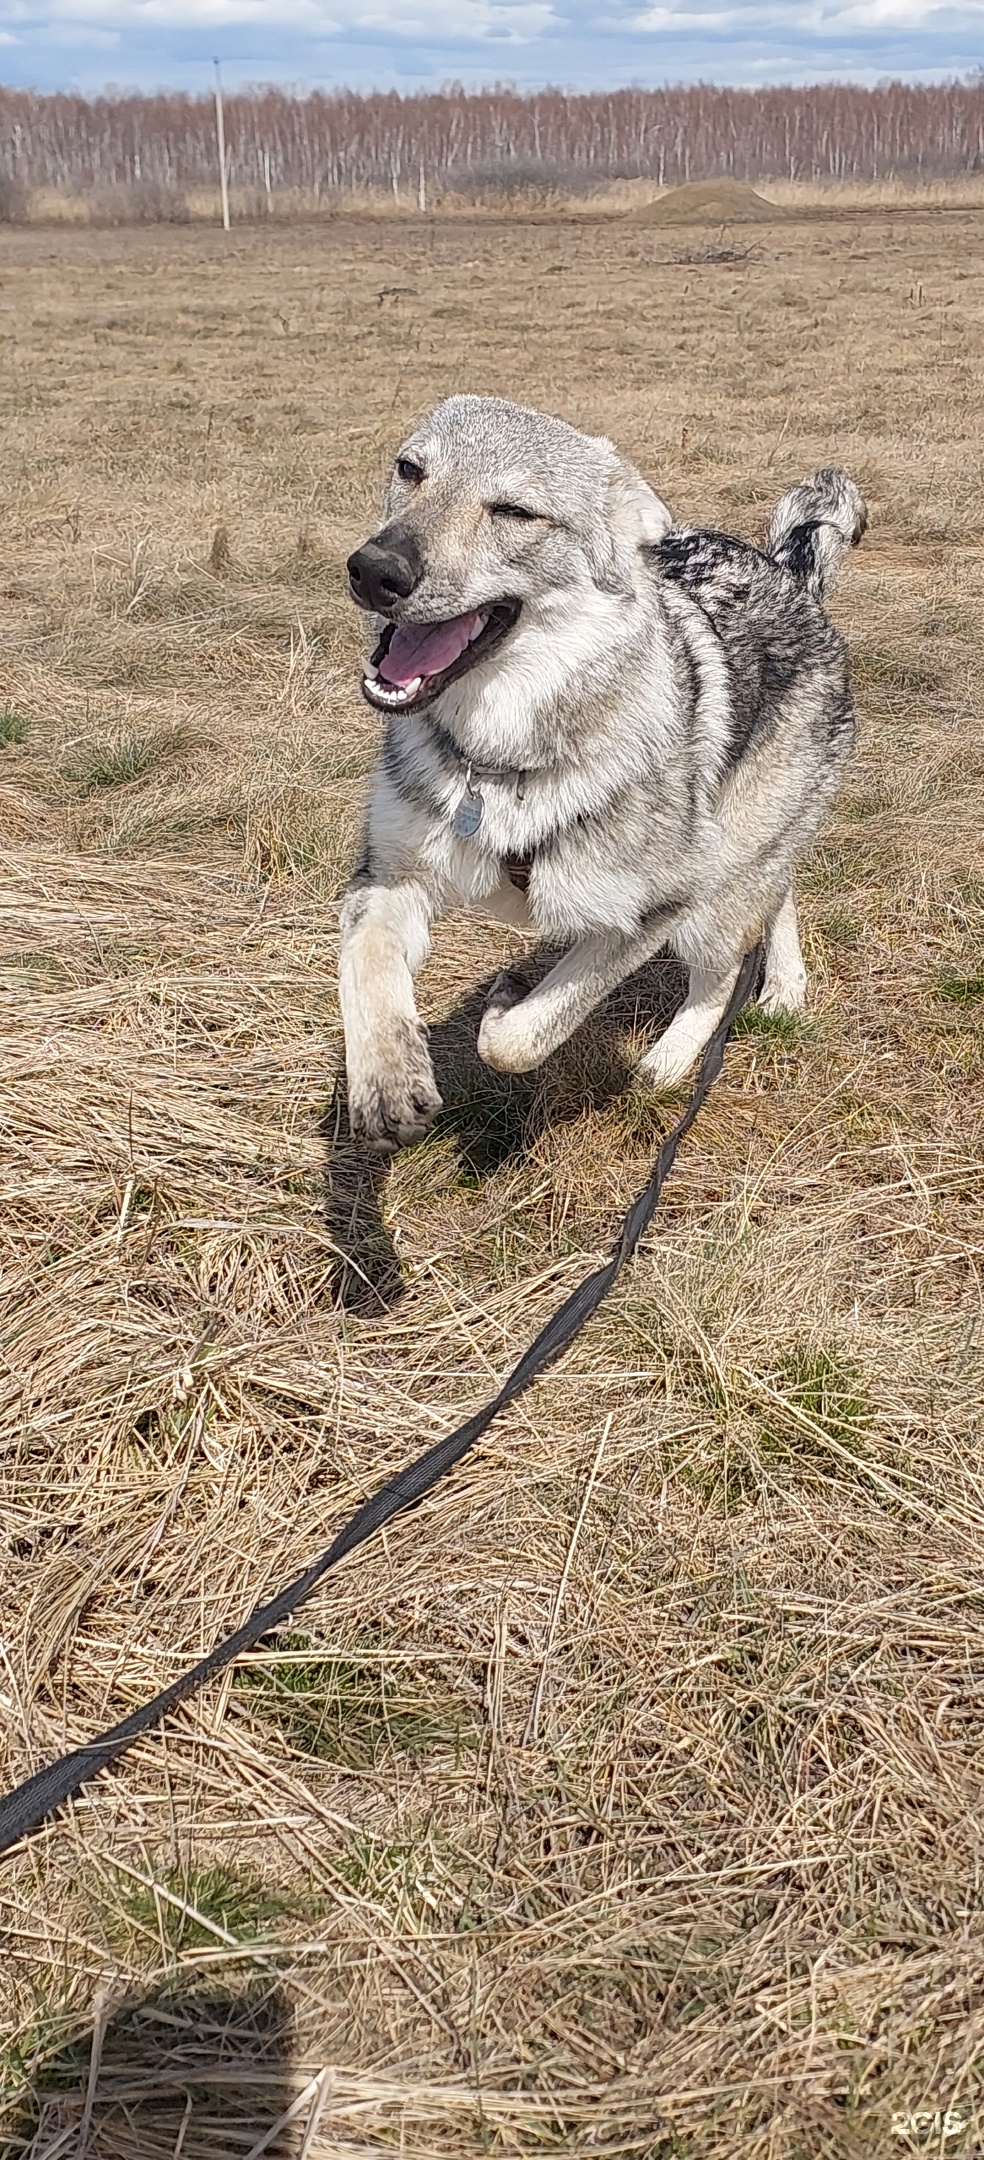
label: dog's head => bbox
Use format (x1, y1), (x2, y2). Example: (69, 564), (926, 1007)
(347, 394), (672, 717)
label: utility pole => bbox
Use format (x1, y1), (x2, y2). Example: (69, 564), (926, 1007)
(213, 59), (231, 231)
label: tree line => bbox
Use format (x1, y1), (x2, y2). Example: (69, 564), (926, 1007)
(2, 80), (984, 198)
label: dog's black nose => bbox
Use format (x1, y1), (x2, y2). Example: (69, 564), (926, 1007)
(347, 536), (422, 613)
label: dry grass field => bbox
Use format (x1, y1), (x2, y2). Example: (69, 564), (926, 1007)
(0, 195), (983, 2158)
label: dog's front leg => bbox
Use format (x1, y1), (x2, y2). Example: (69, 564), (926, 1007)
(477, 915), (676, 1075)
(338, 878), (442, 1151)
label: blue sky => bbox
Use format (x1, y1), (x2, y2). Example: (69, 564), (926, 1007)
(0, 0), (982, 96)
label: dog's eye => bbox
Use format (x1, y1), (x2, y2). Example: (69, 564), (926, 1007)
(489, 502), (541, 522)
(396, 457), (424, 485)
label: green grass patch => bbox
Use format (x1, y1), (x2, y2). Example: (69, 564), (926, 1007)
(662, 1344), (876, 1509)
(99, 936), (162, 975)
(801, 840), (868, 898)
(0, 949), (74, 987)
(235, 1634), (476, 1767)
(731, 1004), (812, 1047)
(851, 644), (941, 695)
(818, 903), (861, 951)
(237, 787), (357, 888)
(63, 724), (186, 794)
(107, 1861), (290, 1953)
(0, 706), (29, 746)
(954, 873), (984, 916)
(335, 1833), (442, 1911)
(761, 1344), (872, 1476)
(1, 2005), (82, 2124)
(617, 1084), (690, 1139)
(835, 1089), (885, 1141)
(937, 967), (984, 1006)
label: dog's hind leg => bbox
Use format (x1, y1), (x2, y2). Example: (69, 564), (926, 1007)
(637, 885), (806, 1090)
(338, 879), (443, 1151)
(637, 957), (742, 1093)
(759, 886), (807, 1015)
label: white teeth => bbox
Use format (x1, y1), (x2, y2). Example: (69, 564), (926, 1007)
(363, 674), (422, 708)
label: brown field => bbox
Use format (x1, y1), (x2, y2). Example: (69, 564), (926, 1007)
(1, 199), (983, 2158)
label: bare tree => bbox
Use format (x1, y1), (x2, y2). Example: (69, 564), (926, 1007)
(2, 80), (984, 199)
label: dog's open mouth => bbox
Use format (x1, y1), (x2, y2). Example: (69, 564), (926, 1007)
(361, 600), (520, 714)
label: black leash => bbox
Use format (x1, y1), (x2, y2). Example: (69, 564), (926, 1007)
(0, 946), (761, 1860)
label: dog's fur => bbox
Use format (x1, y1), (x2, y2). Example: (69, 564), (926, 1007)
(339, 395), (866, 1150)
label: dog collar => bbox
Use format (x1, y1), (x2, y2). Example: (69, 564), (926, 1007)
(452, 762), (529, 839)
(430, 721), (529, 840)
(432, 720), (527, 786)
(452, 762), (534, 890)
(453, 767), (534, 890)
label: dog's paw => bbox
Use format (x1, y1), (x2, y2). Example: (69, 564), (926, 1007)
(758, 969), (807, 1017)
(635, 1028), (700, 1094)
(348, 1024), (443, 1153)
(477, 973), (532, 1073)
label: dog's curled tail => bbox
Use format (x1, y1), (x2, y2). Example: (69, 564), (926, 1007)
(766, 468), (867, 602)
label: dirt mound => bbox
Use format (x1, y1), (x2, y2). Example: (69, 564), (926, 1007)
(634, 179), (781, 226)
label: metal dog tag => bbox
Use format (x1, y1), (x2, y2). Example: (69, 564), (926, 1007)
(453, 783), (484, 838)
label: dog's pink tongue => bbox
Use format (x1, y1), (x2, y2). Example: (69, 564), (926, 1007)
(378, 611), (485, 687)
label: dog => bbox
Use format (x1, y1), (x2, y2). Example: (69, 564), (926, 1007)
(339, 395), (865, 1151)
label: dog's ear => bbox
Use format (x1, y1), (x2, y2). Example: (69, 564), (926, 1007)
(586, 457), (673, 592)
(607, 460), (674, 549)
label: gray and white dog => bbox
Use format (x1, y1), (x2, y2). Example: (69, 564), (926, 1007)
(339, 394), (865, 1151)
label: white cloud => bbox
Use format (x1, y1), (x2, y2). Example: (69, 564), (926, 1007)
(632, 0), (974, 27)
(1, 0), (557, 34)
(817, 0), (955, 22)
(0, 0), (981, 92)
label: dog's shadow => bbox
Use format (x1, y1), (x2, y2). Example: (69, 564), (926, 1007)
(9, 1976), (294, 2159)
(323, 947), (687, 1315)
